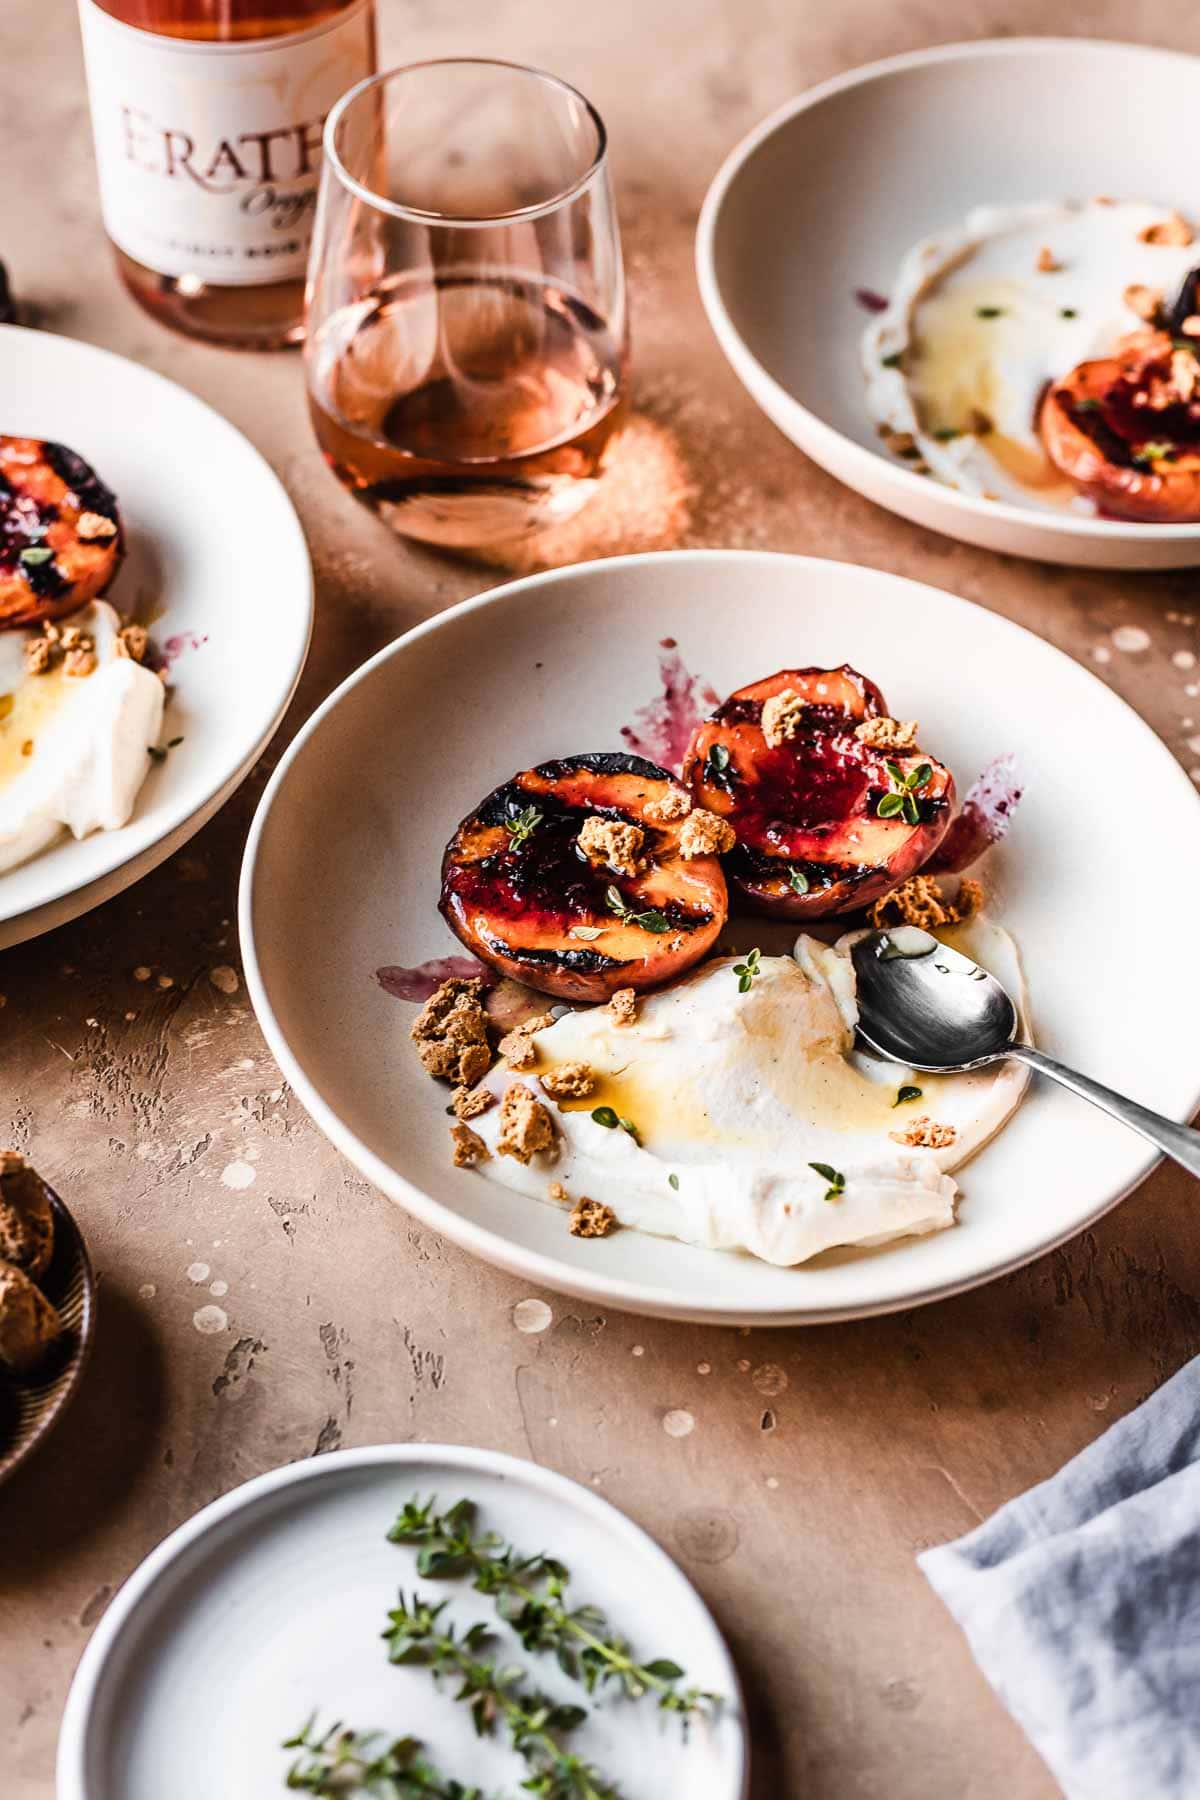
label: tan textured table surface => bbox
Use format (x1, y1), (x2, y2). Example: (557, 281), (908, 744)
(5, 4), (1200, 1796)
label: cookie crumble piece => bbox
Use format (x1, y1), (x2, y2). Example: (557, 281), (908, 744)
(890, 1116), (957, 1149)
(540, 1061), (595, 1100)
(678, 808), (736, 859)
(608, 987), (638, 1026)
(578, 815), (644, 874)
(117, 623), (149, 663)
(760, 688), (807, 747)
(644, 787), (692, 823)
(548, 1181), (569, 1203)
(452, 1085), (496, 1121)
(1138, 211), (1194, 248)
(1123, 283), (1163, 323)
(410, 977), (491, 1086)
(450, 1123), (489, 1167)
(569, 1197), (618, 1238)
(76, 510), (118, 541)
(855, 716), (919, 750)
(868, 874), (983, 932)
(1036, 246), (1062, 273)
(498, 1013), (555, 1071)
(496, 1082), (557, 1164)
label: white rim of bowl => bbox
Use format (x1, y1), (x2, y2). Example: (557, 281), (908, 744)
(56, 1441), (749, 1800)
(695, 35), (1200, 544)
(0, 325), (314, 925)
(238, 549), (1199, 1325)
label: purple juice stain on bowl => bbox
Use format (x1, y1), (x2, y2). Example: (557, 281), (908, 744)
(928, 753), (1025, 873)
(375, 956), (493, 1002)
(619, 642), (720, 775)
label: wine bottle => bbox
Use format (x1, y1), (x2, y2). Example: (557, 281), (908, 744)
(77, 0), (377, 348)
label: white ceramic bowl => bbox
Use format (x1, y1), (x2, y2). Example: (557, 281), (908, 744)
(239, 550), (1200, 1325)
(58, 1444), (748, 1800)
(0, 327), (312, 948)
(697, 38), (1200, 569)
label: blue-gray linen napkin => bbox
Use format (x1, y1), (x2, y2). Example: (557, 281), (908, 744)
(920, 1356), (1200, 1799)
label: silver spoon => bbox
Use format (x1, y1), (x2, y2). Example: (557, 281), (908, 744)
(851, 926), (1200, 1179)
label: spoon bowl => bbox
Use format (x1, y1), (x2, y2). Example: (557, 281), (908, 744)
(851, 926), (1020, 1070)
(851, 924), (1200, 1183)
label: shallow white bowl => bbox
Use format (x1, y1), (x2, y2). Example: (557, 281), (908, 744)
(58, 1444), (747, 1800)
(240, 550), (1200, 1325)
(0, 327), (312, 948)
(697, 38), (1200, 569)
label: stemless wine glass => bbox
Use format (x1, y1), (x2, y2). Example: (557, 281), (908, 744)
(305, 58), (629, 553)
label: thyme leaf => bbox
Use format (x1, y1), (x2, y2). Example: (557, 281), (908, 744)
(604, 885), (671, 934)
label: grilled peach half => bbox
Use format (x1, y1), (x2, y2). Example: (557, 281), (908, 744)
(440, 752), (728, 1002)
(1039, 332), (1200, 522)
(682, 666), (954, 919)
(0, 437), (123, 629)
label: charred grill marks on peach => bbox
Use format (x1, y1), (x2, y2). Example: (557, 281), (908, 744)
(441, 752), (730, 1000)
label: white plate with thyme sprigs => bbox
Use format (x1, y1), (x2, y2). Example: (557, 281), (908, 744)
(57, 1444), (748, 1800)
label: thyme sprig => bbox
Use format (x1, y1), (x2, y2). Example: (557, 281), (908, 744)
(809, 1161), (845, 1203)
(503, 806), (542, 851)
(283, 1717), (487, 1797)
(604, 885), (671, 935)
(388, 1499), (714, 1719)
(733, 947), (761, 993)
(382, 1594), (618, 1800)
(877, 760), (931, 824)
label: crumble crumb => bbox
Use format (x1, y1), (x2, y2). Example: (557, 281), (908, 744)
(498, 1012), (555, 1070)
(1123, 283), (1163, 322)
(117, 623), (149, 663)
(855, 716), (919, 750)
(410, 977), (491, 1086)
(578, 815), (644, 874)
(452, 1085), (496, 1121)
(955, 877), (985, 919)
(496, 1082), (556, 1164)
(540, 1061), (595, 1100)
(868, 874), (983, 932)
(760, 688), (807, 747)
(499, 1028), (538, 1070)
(644, 787), (692, 823)
(678, 807), (736, 859)
(1138, 211), (1194, 248)
(569, 1197), (618, 1238)
(608, 987), (638, 1026)
(890, 1116), (957, 1149)
(76, 510), (118, 541)
(26, 621), (97, 679)
(1036, 245), (1062, 273)
(450, 1122), (489, 1167)
(548, 1181), (569, 1203)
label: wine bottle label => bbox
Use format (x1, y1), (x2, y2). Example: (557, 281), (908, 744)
(77, 0), (374, 286)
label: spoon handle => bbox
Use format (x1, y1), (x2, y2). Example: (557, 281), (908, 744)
(1010, 1045), (1200, 1180)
